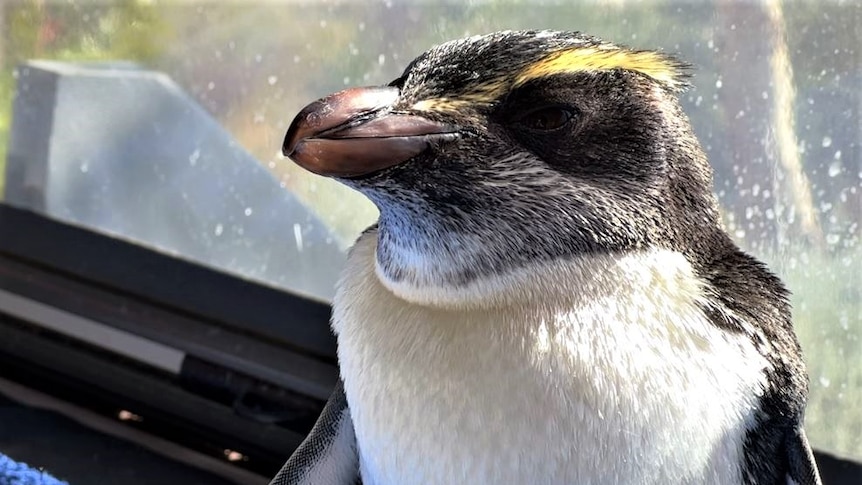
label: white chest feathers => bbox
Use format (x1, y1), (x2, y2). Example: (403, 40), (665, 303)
(333, 233), (770, 485)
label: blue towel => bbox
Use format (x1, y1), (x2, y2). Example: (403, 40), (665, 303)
(0, 453), (67, 485)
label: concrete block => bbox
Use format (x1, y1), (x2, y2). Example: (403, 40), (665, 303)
(4, 61), (343, 300)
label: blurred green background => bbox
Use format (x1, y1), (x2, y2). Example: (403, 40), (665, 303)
(1, 0), (859, 461)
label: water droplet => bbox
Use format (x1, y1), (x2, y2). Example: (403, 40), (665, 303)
(378, 54), (386, 66)
(207, 81), (215, 90)
(188, 148), (201, 166)
(819, 376), (831, 388)
(80, 163), (89, 173)
(821, 136), (832, 147)
(214, 224), (224, 236)
(715, 78), (723, 89)
(293, 223), (304, 252)
(828, 162), (842, 177)
(267, 75), (278, 85)
(244, 207), (253, 216)
(833, 150), (842, 160)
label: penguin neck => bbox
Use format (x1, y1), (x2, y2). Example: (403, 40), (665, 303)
(368, 226), (707, 311)
(371, 204), (517, 296)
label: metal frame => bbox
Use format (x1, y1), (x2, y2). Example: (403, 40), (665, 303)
(0, 204), (337, 478)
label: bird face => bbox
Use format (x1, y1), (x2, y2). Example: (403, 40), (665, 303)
(284, 30), (723, 295)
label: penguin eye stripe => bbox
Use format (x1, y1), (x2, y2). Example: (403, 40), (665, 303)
(514, 105), (575, 131)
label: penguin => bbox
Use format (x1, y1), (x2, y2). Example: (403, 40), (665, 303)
(270, 30), (822, 485)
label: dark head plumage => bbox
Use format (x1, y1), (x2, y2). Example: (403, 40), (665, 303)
(285, 30), (732, 286)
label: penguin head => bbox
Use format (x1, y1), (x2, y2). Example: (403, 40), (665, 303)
(284, 30), (726, 294)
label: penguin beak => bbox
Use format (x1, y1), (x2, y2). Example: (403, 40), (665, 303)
(283, 86), (457, 178)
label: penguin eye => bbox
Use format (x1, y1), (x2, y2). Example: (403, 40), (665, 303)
(515, 105), (575, 131)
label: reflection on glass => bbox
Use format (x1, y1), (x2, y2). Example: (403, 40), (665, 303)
(0, 0), (858, 460)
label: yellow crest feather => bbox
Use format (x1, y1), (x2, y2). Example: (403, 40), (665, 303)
(412, 45), (687, 113)
(516, 47), (686, 89)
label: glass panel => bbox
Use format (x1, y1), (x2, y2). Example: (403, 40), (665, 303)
(1, 0), (858, 460)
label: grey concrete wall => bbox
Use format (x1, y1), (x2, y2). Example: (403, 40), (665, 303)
(4, 61), (343, 301)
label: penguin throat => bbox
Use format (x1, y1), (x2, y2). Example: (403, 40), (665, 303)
(371, 205), (507, 296)
(373, 230), (482, 301)
(365, 227), (694, 310)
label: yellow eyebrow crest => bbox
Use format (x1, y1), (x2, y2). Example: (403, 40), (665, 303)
(412, 46), (687, 113)
(516, 47), (687, 89)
